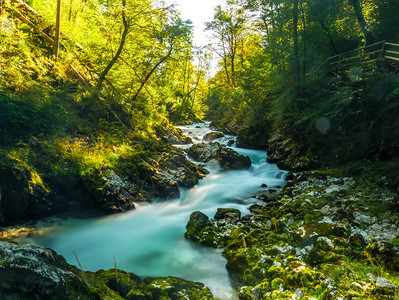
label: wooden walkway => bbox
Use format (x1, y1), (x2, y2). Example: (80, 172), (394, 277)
(306, 41), (399, 79)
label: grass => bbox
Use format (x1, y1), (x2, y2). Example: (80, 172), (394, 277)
(318, 257), (399, 299)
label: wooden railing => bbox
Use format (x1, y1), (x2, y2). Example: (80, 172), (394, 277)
(384, 42), (399, 62)
(306, 41), (399, 79)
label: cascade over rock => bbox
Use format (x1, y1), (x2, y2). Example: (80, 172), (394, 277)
(203, 131), (225, 142)
(187, 142), (251, 170)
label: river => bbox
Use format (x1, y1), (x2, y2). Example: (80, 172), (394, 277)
(34, 122), (287, 299)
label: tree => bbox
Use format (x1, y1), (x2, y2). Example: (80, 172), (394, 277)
(53, 0), (61, 60)
(292, 0), (299, 79)
(130, 17), (192, 102)
(96, 0), (129, 91)
(349, 0), (374, 45)
(206, 2), (247, 87)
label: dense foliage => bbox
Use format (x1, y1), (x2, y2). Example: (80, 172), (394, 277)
(0, 0), (211, 224)
(205, 0), (399, 166)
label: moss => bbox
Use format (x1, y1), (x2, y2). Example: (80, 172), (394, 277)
(285, 261), (319, 288)
(214, 208), (241, 220)
(87, 269), (150, 300)
(184, 211), (222, 247)
(267, 265), (285, 279)
(243, 265), (266, 285)
(270, 278), (285, 291)
(144, 276), (215, 299)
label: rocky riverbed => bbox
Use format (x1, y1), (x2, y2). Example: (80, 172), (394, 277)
(2, 123), (399, 299)
(185, 170), (399, 299)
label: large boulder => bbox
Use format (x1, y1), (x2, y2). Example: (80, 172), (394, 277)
(184, 211), (220, 247)
(0, 241), (216, 299)
(0, 164), (60, 226)
(187, 142), (251, 170)
(0, 241), (93, 299)
(203, 132), (224, 142)
(155, 124), (192, 145)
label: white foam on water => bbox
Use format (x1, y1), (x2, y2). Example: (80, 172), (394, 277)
(34, 122), (287, 300)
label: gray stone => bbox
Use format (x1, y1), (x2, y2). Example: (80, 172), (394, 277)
(376, 277), (396, 289)
(353, 211), (372, 225)
(320, 205), (331, 215)
(187, 142), (251, 170)
(349, 282), (363, 291)
(366, 273), (376, 282)
(293, 288), (304, 299)
(316, 236), (334, 251)
(371, 224), (382, 231)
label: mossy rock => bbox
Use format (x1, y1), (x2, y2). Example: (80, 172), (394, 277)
(214, 208), (241, 220)
(89, 269), (151, 300)
(187, 142), (251, 170)
(267, 265), (285, 279)
(305, 248), (341, 266)
(270, 278), (285, 291)
(226, 250), (251, 275)
(366, 242), (399, 271)
(144, 276), (215, 299)
(242, 265), (266, 285)
(184, 211), (221, 247)
(293, 221), (350, 246)
(203, 132), (224, 142)
(285, 260), (319, 288)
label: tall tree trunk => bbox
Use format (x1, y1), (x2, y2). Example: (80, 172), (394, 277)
(300, 0), (306, 81)
(318, 19), (339, 56)
(293, 0), (300, 80)
(53, 0), (61, 60)
(68, 0), (73, 21)
(97, 0), (129, 91)
(349, 0), (374, 45)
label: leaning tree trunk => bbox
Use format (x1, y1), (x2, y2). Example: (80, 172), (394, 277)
(349, 0), (374, 45)
(97, 0), (129, 91)
(131, 43), (173, 102)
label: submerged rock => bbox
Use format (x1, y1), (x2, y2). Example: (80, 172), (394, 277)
(188, 142), (251, 170)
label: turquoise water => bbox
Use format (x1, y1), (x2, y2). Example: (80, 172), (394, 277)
(35, 123), (286, 299)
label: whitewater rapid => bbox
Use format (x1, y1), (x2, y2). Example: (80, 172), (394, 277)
(35, 122), (287, 299)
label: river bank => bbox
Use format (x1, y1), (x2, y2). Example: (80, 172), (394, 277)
(184, 164), (399, 299)
(2, 123), (399, 299)
(0, 122), (285, 299)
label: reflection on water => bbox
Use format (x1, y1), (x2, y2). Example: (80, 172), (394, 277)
(34, 123), (287, 300)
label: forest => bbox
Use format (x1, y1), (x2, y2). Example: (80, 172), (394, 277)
(1, 0), (399, 299)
